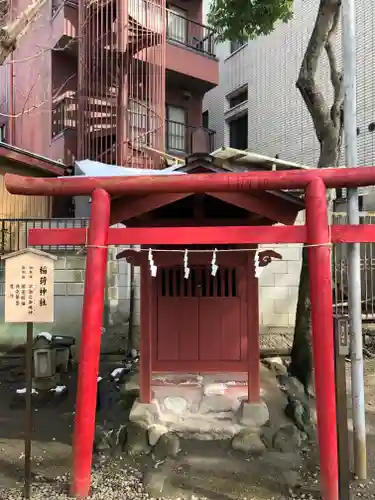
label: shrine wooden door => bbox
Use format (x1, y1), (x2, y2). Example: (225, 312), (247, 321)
(154, 265), (246, 371)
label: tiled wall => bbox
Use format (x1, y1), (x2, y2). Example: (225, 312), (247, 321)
(202, 0), (375, 333)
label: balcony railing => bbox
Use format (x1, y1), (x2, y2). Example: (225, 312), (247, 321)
(166, 120), (215, 154)
(51, 98), (216, 155)
(166, 10), (215, 57)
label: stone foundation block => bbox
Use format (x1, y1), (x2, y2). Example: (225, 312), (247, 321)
(238, 400), (269, 427)
(129, 398), (160, 429)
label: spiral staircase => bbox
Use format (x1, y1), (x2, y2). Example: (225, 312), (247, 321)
(78, 0), (166, 168)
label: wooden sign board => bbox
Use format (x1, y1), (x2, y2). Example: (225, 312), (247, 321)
(2, 248), (57, 324)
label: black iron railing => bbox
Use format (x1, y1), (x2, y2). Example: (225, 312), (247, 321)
(0, 218), (89, 254)
(51, 97), (76, 138)
(166, 10), (215, 57)
(51, 98), (216, 154)
(166, 120), (215, 154)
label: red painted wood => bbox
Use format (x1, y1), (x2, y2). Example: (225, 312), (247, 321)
(247, 251), (260, 402)
(28, 224), (375, 247)
(110, 193), (193, 224)
(155, 266), (244, 370)
(140, 265), (152, 404)
(28, 225), (305, 245)
(157, 298), (199, 361)
(71, 189), (110, 498)
(199, 298), (242, 361)
(208, 191), (299, 225)
(306, 179), (338, 500)
(7, 166), (375, 196)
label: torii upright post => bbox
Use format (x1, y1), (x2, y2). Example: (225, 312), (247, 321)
(306, 178), (338, 500)
(71, 188), (111, 498)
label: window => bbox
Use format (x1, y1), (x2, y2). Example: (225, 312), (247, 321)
(167, 5), (188, 44)
(229, 113), (248, 150)
(202, 111), (209, 129)
(228, 88), (248, 108)
(166, 105), (186, 151)
(230, 40), (245, 53)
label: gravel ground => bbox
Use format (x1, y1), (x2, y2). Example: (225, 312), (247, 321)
(1, 354), (375, 500)
(0, 459), (317, 500)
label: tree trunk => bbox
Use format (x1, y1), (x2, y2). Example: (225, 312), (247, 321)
(289, 139), (340, 389)
(289, 0), (343, 388)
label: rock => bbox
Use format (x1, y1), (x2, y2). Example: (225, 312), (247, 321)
(278, 374), (307, 401)
(148, 423), (168, 446)
(124, 422), (151, 456)
(260, 425), (275, 448)
(153, 432), (181, 460)
(272, 424), (306, 453)
(284, 395), (310, 432)
(231, 429), (266, 454)
(203, 383), (226, 396)
(261, 451), (302, 471)
(129, 398), (159, 428)
(198, 394), (236, 413)
(238, 400), (270, 427)
(263, 357), (288, 375)
(163, 396), (188, 413)
(94, 424), (113, 453)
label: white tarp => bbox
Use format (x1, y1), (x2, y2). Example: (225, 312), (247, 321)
(72, 159), (185, 178)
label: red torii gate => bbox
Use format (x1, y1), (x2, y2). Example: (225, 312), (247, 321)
(5, 167), (375, 500)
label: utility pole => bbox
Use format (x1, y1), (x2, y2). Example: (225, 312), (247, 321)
(341, 0), (367, 479)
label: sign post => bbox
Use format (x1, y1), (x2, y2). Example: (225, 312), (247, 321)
(1, 248), (57, 499)
(333, 315), (351, 500)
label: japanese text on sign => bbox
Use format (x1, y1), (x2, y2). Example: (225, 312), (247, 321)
(3, 250), (56, 323)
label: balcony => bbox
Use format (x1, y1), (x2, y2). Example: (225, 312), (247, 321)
(166, 10), (215, 58)
(165, 9), (218, 90)
(51, 98), (216, 158)
(51, 0), (78, 51)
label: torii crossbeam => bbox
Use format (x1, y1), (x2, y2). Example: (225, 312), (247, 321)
(6, 167), (375, 500)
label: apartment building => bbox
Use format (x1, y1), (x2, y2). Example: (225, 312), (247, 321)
(203, 0), (375, 211)
(1, 0), (218, 168)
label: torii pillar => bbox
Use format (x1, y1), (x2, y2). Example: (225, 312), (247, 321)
(7, 166), (375, 500)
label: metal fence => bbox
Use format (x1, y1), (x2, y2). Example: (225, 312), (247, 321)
(333, 212), (375, 321)
(0, 218), (89, 255)
(1, 215), (375, 322)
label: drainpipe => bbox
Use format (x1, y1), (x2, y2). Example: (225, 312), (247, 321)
(127, 245), (135, 352)
(8, 0), (15, 144)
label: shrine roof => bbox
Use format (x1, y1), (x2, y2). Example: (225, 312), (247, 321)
(0, 141), (66, 176)
(72, 159), (304, 210)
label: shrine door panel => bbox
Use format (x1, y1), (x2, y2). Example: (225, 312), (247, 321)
(157, 267), (199, 361)
(156, 266), (242, 363)
(198, 267), (242, 361)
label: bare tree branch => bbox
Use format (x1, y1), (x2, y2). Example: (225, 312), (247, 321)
(0, 0), (47, 65)
(325, 3), (344, 128)
(296, 0), (342, 148)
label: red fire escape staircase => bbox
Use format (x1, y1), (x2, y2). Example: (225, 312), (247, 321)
(80, 0), (164, 168)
